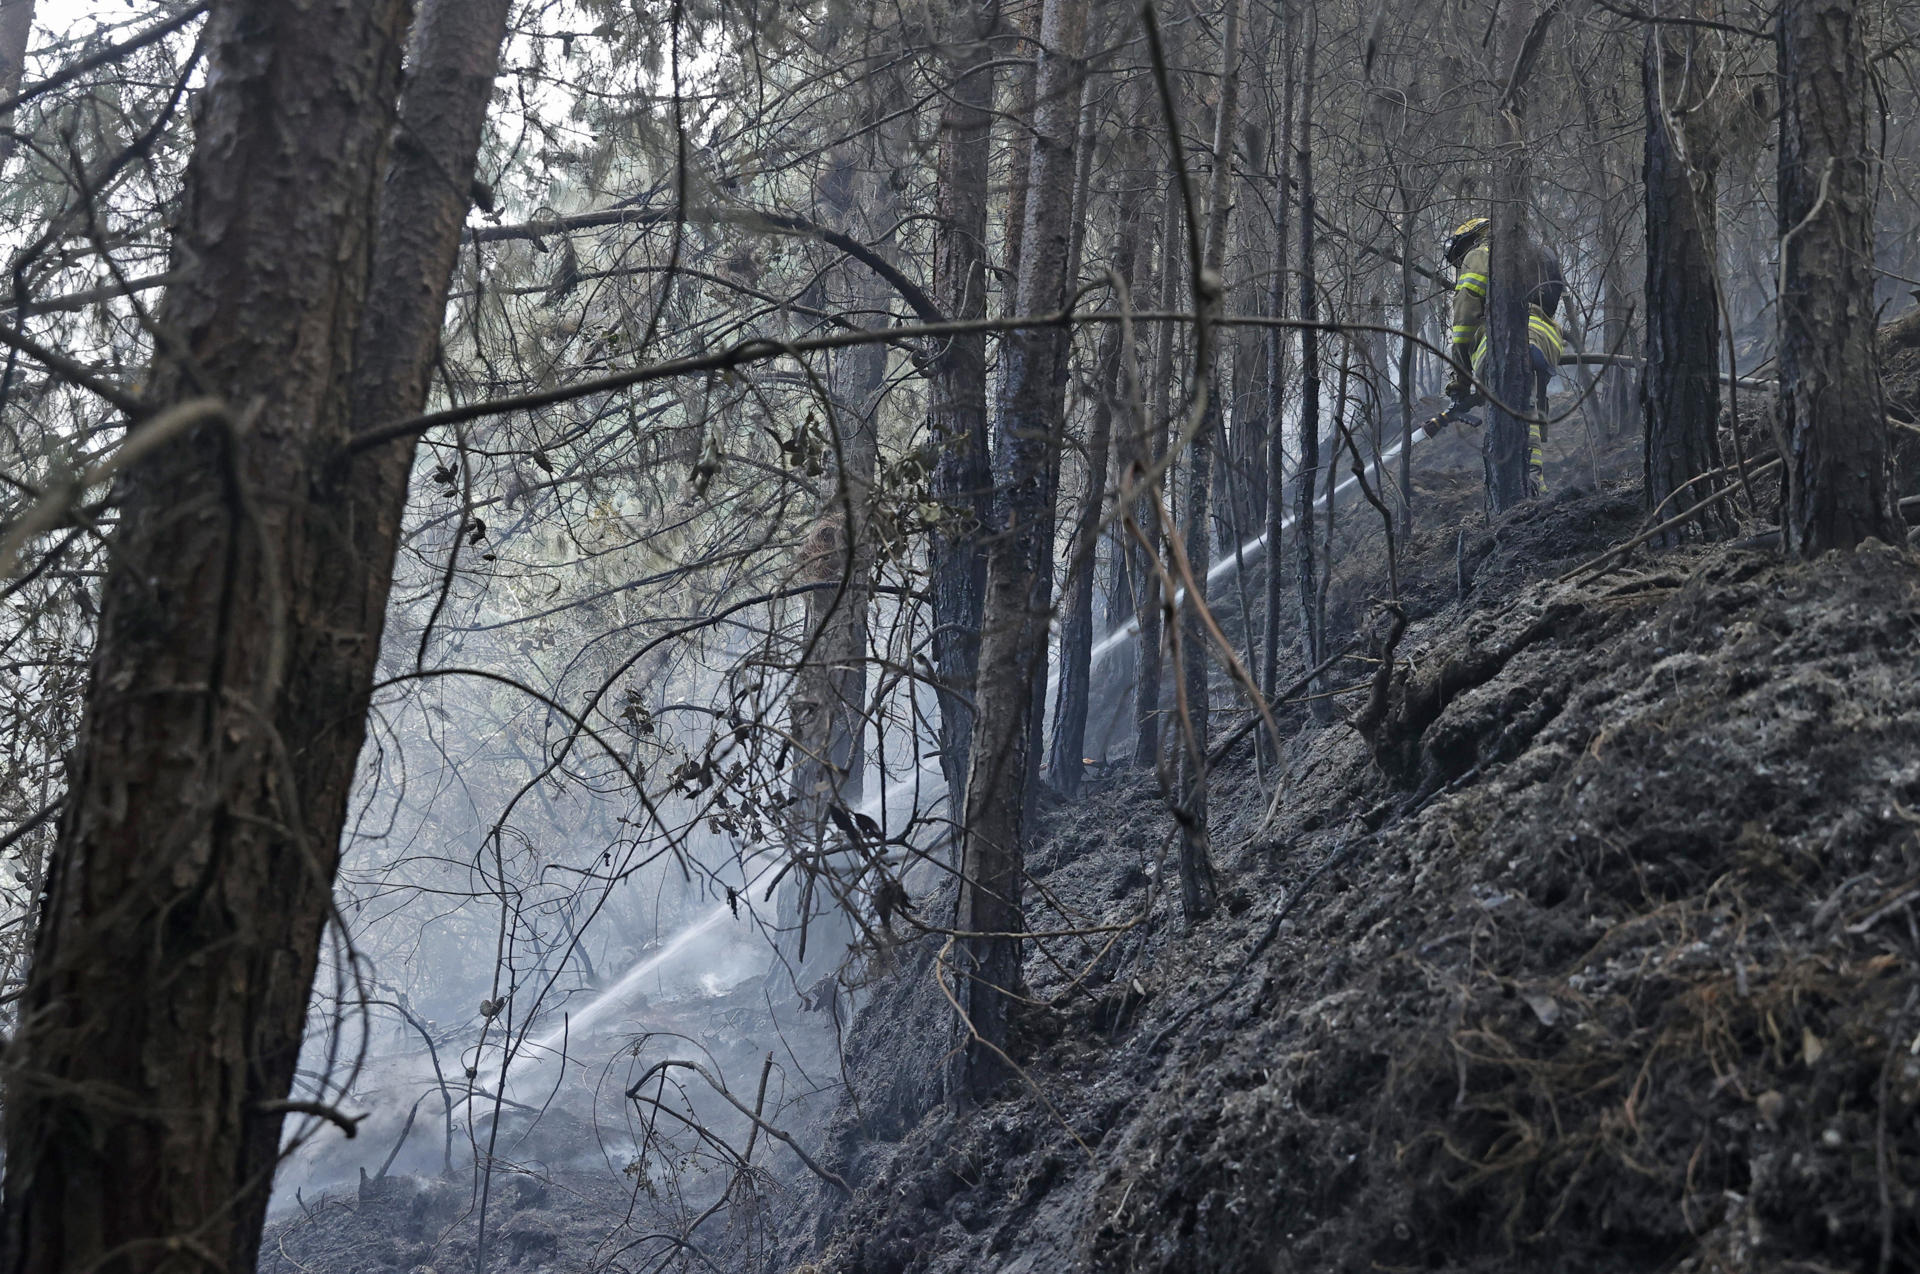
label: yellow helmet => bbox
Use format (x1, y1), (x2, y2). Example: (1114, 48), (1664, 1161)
(1444, 217), (1490, 266)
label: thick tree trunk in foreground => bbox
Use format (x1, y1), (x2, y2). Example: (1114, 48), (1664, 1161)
(1778, 0), (1898, 555)
(1642, 23), (1728, 540)
(953, 0), (1087, 1101)
(929, 1), (998, 809)
(0, 1), (509, 1268)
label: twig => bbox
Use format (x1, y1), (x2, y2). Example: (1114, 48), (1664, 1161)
(742, 1051), (774, 1163)
(376, 1096), (422, 1179)
(1143, 825), (1368, 1056)
(252, 1099), (363, 1139)
(0, 4), (207, 119)
(0, 396), (226, 578)
(1557, 455), (1784, 583)
(1204, 637), (1362, 767)
(624, 1058), (851, 1192)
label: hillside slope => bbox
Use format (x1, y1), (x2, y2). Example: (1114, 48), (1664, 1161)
(797, 481), (1920, 1273)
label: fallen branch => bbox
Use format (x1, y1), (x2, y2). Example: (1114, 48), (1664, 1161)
(1557, 455), (1785, 584)
(252, 1099), (363, 1139)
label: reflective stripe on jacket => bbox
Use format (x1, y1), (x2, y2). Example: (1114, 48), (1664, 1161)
(1451, 241), (1566, 368)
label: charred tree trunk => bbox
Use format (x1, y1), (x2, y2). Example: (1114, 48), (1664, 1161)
(929, 1), (999, 810)
(1173, 0), (1241, 926)
(1052, 77), (1149, 796)
(780, 117), (895, 976)
(1777, 0), (1898, 554)
(1293, 13), (1328, 719)
(1132, 183), (1181, 766)
(1260, 0), (1295, 744)
(1642, 23), (1728, 540)
(0, 0), (510, 1268)
(1484, 3), (1558, 512)
(1019, 75), (1098, 825)
(952, 0), (1088, 1101)
(1397, 174), (1418, 537)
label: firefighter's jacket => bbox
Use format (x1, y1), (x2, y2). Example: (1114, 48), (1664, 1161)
(1451, 239), (1567, 371)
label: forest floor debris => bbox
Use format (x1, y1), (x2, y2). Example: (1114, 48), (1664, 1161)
(797, 431), (1920, 1273)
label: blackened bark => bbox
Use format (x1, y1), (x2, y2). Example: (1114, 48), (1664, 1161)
(1132, 185), (1181, 766)
(1397, 184), (1417, 537)
(1261, 0), (1294, 733)
(953, 0), (1088, 1101)
(1778, 0), (1898, 554)
(1052, 73), (1149, 796)
(1642, 24), (1728, 540)
(929, 2), (998, 807)
(1020, 75), (1098, 828)
(1174, 0), (1241, 925)
(1293, 14), (1326, 713)
(1484, 3), (1560, 512)
(0, 0), (510, 1269)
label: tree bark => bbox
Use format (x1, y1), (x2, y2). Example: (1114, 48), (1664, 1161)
(1132, 183), (1181, 766)
(1485, 106), (1536, 505)
(1050, 78), (1147, 796)
(952, 0), (1088, 1101)
(929, 0), (999, 808)
(781, 109), (896, 972)
(1293, 12), (1328, 719)
(1260, 0), (1295, 742)
(1778, 0), (1898, 554)
(1019, 74), (1098, 828)
(1174, 0), (1241, 925)
(0, 0), (34, 164)
(0, 0), (510, 1269)
(1642, 22), (1728, 541)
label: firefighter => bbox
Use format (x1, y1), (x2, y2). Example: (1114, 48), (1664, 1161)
(1442, 216), (1567, 497)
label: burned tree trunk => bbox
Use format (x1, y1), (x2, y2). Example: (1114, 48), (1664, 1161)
(929, 1), (998, 806)
(1132, 185), (1181, 766)
(952, 0), (1088, 1101)
(1051, 85), (1149, 795)
(1485, 184), (1536, 509)
(1261, 0), (1295, 739)
(1293, 13), (1328, 716)
(1484, 1), (1559, 513)
(1777, 0), (1898, 554)
(780, 116), (896, 972)
(1173, 0), (1242, 926)
(1642, 23), (1728, 540)
(0, 0), (510, 1268)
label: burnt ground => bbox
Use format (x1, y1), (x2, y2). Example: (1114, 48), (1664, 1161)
(778, 408), (1920, 1273)
(260, 971), (849, 1274)
(260, 377), (1920, 1274)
